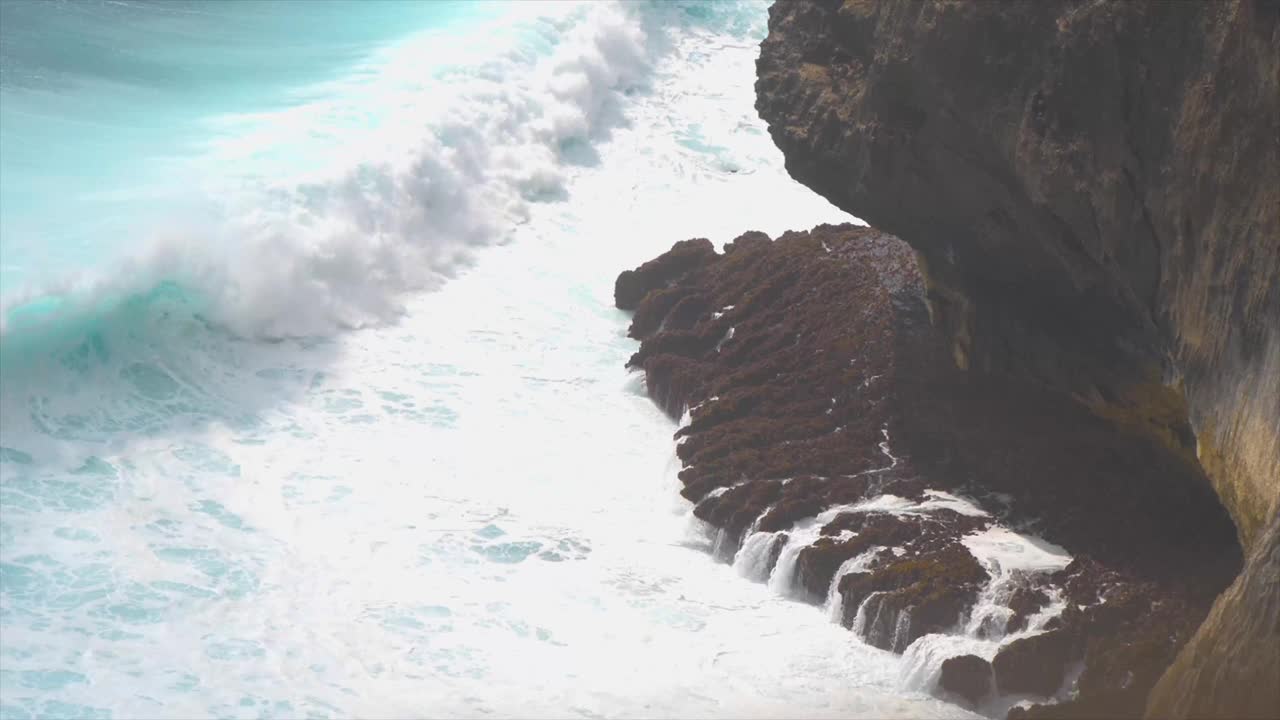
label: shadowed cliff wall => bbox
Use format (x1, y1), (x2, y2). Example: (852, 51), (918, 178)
(754, 1), (1278, 717)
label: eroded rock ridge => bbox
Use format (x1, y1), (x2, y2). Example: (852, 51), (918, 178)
(616, 226), (1241, 717)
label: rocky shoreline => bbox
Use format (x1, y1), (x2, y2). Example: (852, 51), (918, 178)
(615, 225), (1241, 717)
(751, 3), (1279, 716)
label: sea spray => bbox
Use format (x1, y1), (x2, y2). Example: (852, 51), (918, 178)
(766, 504), (862, 598)
(732, 531), (782, 582)
(960, 527), (1072, 639)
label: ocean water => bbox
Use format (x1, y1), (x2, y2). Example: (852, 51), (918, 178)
(0, 2), (981, 718)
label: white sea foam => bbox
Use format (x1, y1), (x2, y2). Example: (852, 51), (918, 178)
(1, 4), (994, 718)
(894, 527), (1073, 703)
(725, 480), (1075, 709)
(2, 3), (657, 339)
(960, 526), (1072, 575)
(852, 490), (990, 518)
(733, 530), (781, 582)
(961, 526), (1072, 639)
(826, 548), (882, 622)
(715, 325), (736, 351)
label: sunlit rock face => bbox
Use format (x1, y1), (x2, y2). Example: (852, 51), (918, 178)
(616, 226), (1242, 718)
(754, 2), (1278, 718)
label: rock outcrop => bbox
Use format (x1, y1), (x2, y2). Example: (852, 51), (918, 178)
(939, 654), (993, 707)
(755, 2), (1279, 717)
(616, 225), (1240, 717)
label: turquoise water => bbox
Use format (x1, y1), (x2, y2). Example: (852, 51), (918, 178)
(0, 2), (978, 718)
(0, 0), (480, 284)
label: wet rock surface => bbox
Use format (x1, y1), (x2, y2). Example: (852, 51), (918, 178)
(995, 630), (1071, 697)
(755, 3), (1279, 717)
(797, 509), (986, 607)
(939, 654), (993, 707)
(617, 225), (1243, 717)
(1004, 584), (1050, 636)
(839, 541), (988, 652)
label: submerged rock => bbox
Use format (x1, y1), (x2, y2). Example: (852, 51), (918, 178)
(939, 654), (993, 707)
(994, 630), (1072, 697)
(797, 509), (988, 605)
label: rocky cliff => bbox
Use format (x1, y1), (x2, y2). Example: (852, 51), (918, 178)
(617, 226), (1239, 717)
(754, 1), (1278, 718)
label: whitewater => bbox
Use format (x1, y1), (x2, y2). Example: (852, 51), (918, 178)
(1, 2), (981, 718)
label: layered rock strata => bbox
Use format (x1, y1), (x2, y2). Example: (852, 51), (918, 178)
(616, 225), (1241, 717)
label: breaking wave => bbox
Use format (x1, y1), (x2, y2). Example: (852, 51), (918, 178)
(0, 1), (755, 343)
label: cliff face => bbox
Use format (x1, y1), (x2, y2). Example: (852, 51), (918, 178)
(755, 1), (1278, 718)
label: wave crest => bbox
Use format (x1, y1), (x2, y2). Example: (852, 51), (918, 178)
(2, 1), (673, 340)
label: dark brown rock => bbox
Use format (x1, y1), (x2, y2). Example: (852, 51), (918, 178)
(1005, 582), (1050, 635)
(614, 238), (715, 311)
(615, 225), (1245, 715)
(939, 654), (993, 706)
(798, 509), (991, 607)
(627, 286), (691, 339)
(994, 630), (1073, 697)
(838, 542), (989, 651)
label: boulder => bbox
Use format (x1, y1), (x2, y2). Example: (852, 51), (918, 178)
(939, 654), (993, 706)
(1005, 582), (1050, 634)
(993, 630), (1072, 697)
